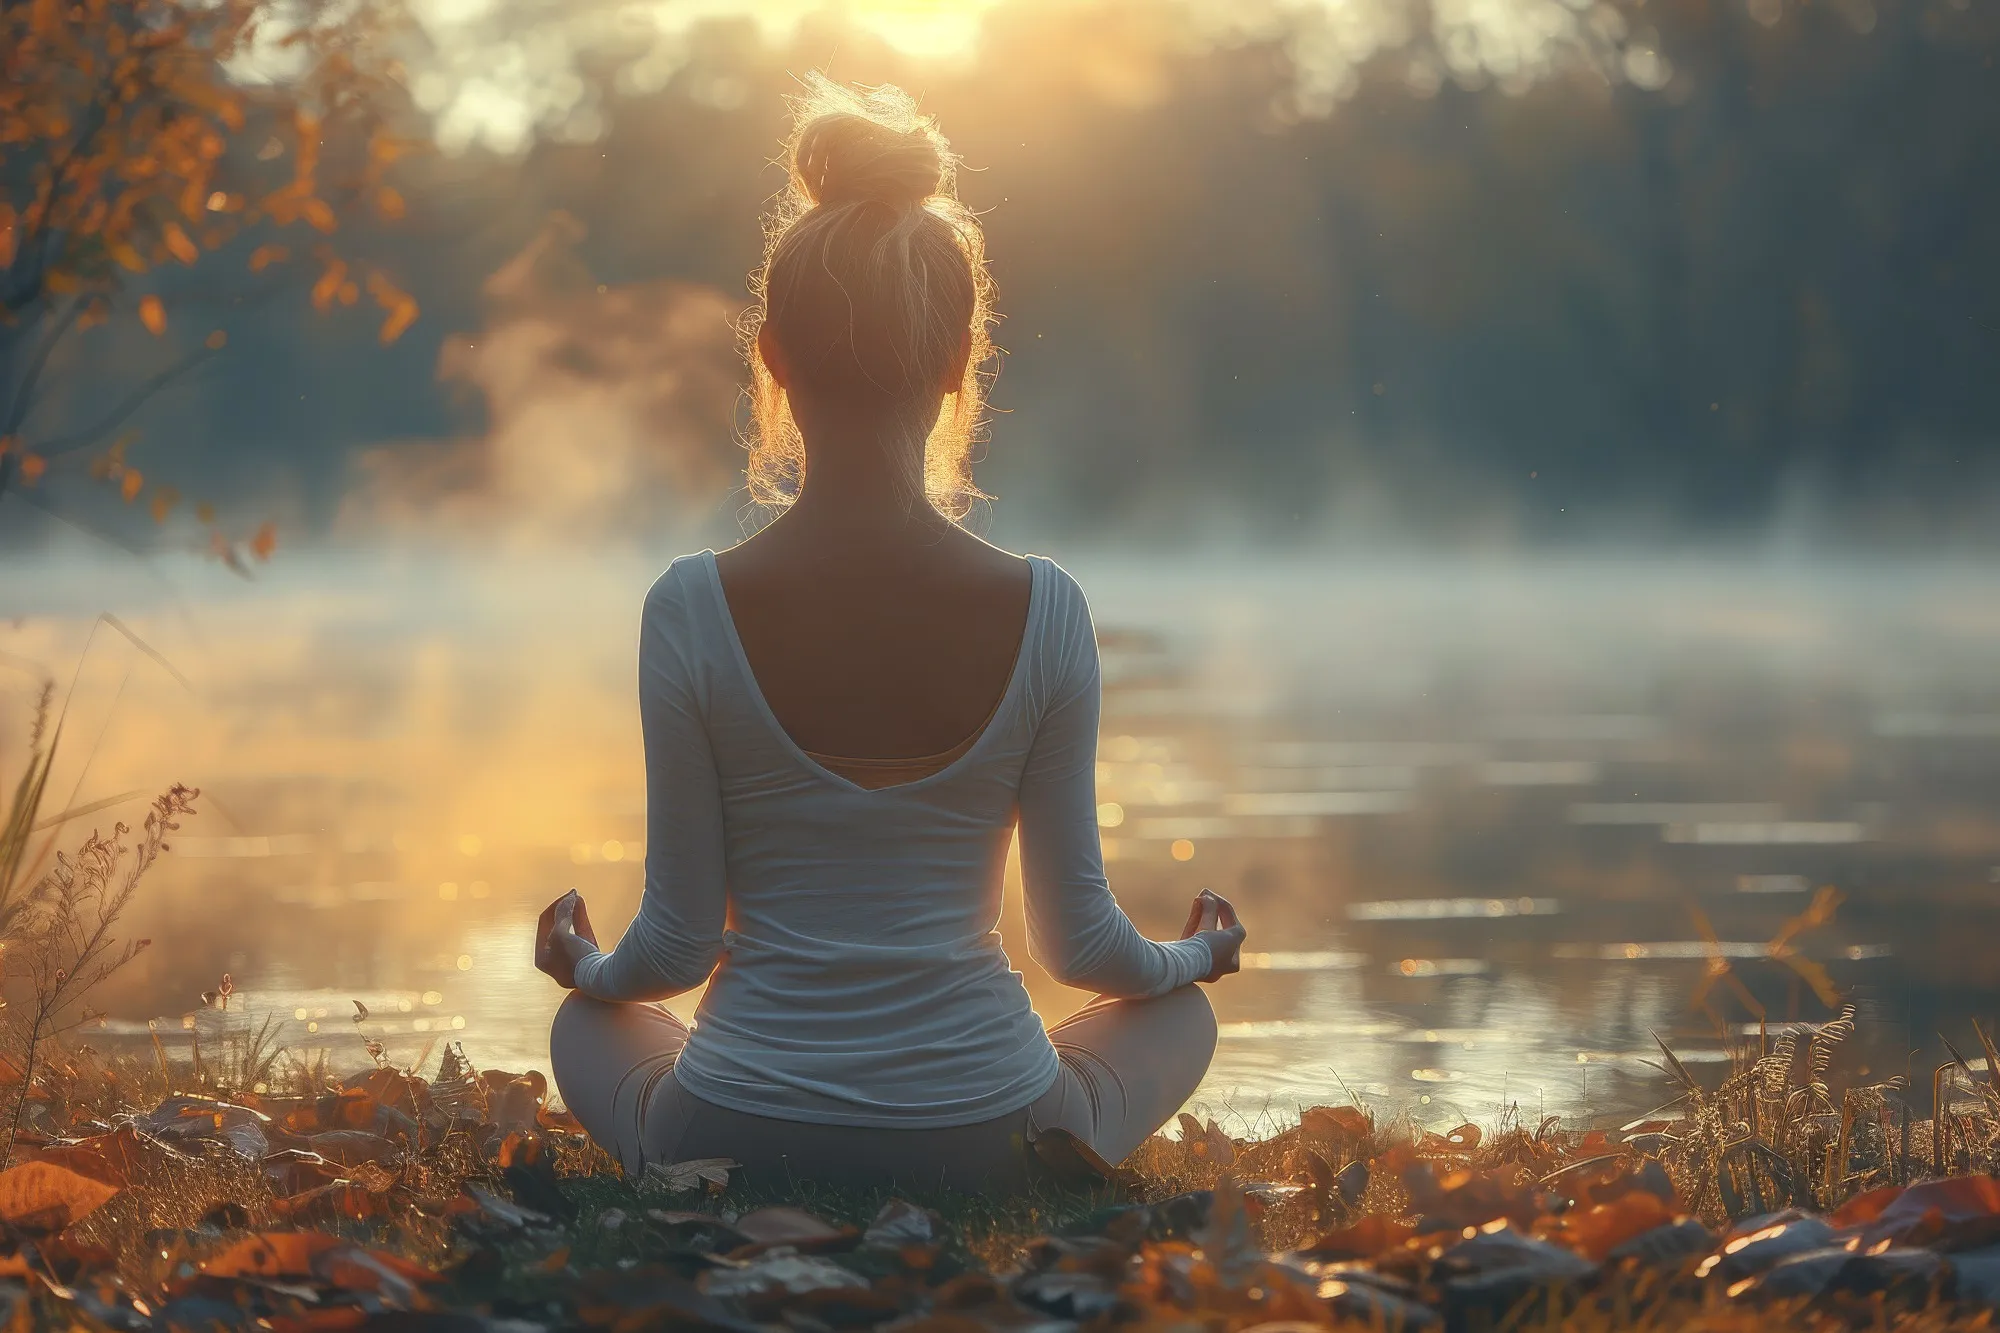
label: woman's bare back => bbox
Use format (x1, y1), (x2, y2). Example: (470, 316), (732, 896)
(713, 521), (1033, 761)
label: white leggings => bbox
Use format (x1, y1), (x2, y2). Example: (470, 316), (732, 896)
(550, 986), (1217, 1191)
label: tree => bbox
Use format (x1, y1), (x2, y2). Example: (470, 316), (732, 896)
(0, 0), (418, 562)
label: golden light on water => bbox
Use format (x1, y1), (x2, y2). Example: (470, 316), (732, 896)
(9, 549), (2000, 1112)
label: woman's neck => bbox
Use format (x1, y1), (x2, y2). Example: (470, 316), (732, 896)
(786, 403), (950, 538)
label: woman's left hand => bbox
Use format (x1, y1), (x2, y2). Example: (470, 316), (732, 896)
(535, 889), (600, 988)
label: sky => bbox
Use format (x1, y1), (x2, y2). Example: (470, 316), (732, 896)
(402, 0), (1663, 154)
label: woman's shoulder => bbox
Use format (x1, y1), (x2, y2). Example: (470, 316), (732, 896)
(1018, 552), (1091, 621)
(641, 552), (719, 629)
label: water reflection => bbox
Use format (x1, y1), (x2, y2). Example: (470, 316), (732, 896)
(5, 549), (1998, 1132)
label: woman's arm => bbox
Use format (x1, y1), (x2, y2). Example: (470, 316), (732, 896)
(1016, 584), (1217, 997)
(568, 580), (729, 1002)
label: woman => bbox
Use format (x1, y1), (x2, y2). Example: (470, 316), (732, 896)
(536, 76), (1246, 1192)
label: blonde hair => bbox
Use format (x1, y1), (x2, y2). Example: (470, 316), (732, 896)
(743, 75), (997, 521)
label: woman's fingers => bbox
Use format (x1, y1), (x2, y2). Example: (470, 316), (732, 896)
(1197, 921), (1247, 982)
(534, 891), (593, 989)
(1181, 895), (1206, 939)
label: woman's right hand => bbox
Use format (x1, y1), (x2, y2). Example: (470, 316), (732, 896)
(1180, 888), (1246, 983)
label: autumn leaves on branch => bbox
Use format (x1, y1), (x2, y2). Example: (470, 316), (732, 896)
(0, 0), (419, 560)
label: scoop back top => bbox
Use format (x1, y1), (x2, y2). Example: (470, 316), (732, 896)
(569, 551), (1213, 1128)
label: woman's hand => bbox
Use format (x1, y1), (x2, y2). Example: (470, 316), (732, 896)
(1180, 888), (1246, 984)
(535, 889), (601, 989)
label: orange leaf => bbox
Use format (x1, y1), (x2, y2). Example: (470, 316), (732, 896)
(150, 486), (180, 523)
(1535, 1189), (1673, 1261)
(379, 298), (419, 345)
(162, 222), (198, 265)
(1301, 1214), (1417, 1259)
(111, 241), (147, 273)
(250, 521), (277, 561)
(1860, 1175), (2000, 1249)
(0, 1161), (120, 1233)
(18, 453), (46, 484)
(23, 1142), (126, 1190)
(1833, 1183), (1904, 1229)
(120, 468), (143, 502)
(1301, 1105), (1372, 1139)
(310, 260), (346, 312)
(337, 280), (358, 306)
(302, 198), (337, 233)
(0, 203), (15, 268)
(205, 329), (227, 350)
(203, 1231), (340, 1279)
(374, 186), (405, 221)
(139, 295), (166, 335)
(249, 243), (289, 273)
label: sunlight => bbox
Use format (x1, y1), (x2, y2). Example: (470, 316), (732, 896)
(646, 0), (1002, 60)
(836, 0), (1003, 57)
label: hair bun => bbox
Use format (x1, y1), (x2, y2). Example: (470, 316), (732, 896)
(795, 110), (947, 209)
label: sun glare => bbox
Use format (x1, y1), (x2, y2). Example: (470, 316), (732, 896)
(756, 0), (1002, 58)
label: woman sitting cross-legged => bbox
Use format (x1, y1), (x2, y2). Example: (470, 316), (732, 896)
(535, 75), (1246, 1192)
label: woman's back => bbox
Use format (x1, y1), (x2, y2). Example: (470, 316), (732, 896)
(712, 521), (1032, 761)
(572, 552), (1213, 1126)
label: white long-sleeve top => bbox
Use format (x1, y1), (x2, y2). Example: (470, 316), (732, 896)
(570, 551), (1212, 1128)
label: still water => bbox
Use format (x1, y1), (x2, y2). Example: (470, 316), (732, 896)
(5, 548), (1999, 1133)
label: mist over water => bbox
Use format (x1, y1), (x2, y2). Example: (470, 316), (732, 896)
(7, 543), (1996, 1128)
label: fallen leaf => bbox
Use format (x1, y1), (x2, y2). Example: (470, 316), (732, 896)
(201, 1231), (340, 1279)
(642, 1157), (736, 1194)
(704, 1250), (869, 1299)
(262, 1149), (342, 1197)
(1296, 1214), (1417, 1260)
(1535, 1188), (1674, 1260)
(1859, 1174), (2000, 1250)
(0, 1161), (119, 1232)
(731, 1206), (853, 1253)
(1301, 1105), (1372, 1141)
(863, 1198), (937, 1247)
(1832, 1182), (1905, 1229)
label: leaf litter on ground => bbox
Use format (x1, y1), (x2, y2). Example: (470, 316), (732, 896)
(3, 1021), (2000, 1329)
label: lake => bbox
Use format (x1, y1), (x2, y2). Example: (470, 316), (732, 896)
(6, 546), (1998, 1135)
